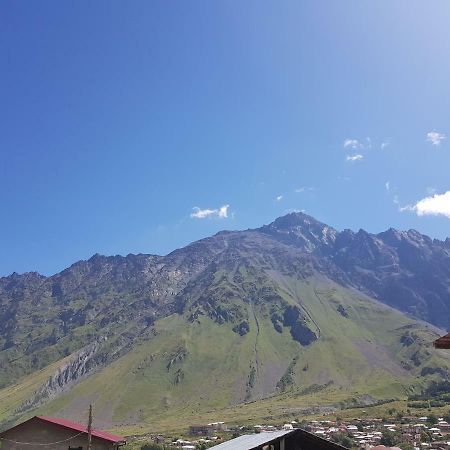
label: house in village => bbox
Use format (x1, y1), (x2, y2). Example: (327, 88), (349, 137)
(209, 428), (348, 450)
(189, 424), (215, 436)
(434, 333), (450, 349)
(189, 422), (227, 436)
(0, 416), (126, 450)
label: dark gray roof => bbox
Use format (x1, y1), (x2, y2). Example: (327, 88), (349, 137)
(210, 430), (293, 450)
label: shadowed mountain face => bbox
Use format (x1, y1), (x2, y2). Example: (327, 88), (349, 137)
(261, 213), (450, 327)
(0, 212), (449, 430)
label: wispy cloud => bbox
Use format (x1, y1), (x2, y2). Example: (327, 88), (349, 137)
(284, 208), (305, 214)
(385, 182), (400, 205)
(427, 131), (446, 146)
(294, 186), (314, 193)
(400, 191), (450, 219)
(343, 138), (362, 149)
(384, 181), (401, 205)
(190, 204), (230, 219)
(276, 195), (283, 201)
(343, 137), (371, 150)
(344, 137), (370, 162)
(381, 139), (390, 150)
(346, 154), (363, 162)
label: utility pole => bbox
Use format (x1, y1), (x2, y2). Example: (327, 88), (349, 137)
(87, 404), (93, 450)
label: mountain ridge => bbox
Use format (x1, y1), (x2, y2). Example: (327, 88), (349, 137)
(5, 212), (450, 278)
(1, 212), (450, 432)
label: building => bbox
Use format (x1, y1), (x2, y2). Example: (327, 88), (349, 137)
(434, 334), (450, 349)
(369, 447), (402, 450)
(208, 422), (227, 431)
(0, 416), (126, 450)
(209, 428), (348, 450)
(189, 424), (215, 436)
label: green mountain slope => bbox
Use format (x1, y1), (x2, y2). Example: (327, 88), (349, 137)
(1, 272), (448, 433)
(1, 213), (450, 433)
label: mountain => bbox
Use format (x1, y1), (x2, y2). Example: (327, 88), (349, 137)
(0, 212), (450, 433)
(261, 213), (450, 327)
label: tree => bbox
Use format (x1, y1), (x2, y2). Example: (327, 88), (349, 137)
(399, 443), (414, 450)
(380, 430), (400, 447)
(444, 409), (450, 423)
(331, 432), (354, 448)
(340, 436), (353, 448)
(427, 413), (438, 425)
(421, 430), (432, 442)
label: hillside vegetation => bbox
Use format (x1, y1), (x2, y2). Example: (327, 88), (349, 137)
(0, 213), (449, 433)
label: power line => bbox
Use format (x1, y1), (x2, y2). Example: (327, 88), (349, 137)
(0, 431), (85, 446)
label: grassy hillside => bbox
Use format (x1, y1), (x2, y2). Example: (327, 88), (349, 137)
(1, 273), (447, 434)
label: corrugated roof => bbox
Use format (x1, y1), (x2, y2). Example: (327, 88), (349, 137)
(210, 430), (293, 450)
(36, 416), (125, 443)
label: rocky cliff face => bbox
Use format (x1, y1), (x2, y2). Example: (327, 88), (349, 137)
(17, 342), (102, 413)
(262, 213), (450, 328)
(260, 212), (338, 254)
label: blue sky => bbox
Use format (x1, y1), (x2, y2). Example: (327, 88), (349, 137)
(2, 1), (450, 276)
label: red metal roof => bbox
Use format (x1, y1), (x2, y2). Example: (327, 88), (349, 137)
(434, 333), (450, 349)
(36, 416), (125, 443)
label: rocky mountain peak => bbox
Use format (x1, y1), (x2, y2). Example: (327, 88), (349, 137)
(377, 228), (406, 247)
(259, 212), (337, 253)
(4, 271), (45, 280)
(267, 211), (326, 229)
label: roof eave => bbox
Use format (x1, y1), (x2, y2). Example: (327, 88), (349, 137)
(434, 334), (450, 349)
(249, 429), (296, 450)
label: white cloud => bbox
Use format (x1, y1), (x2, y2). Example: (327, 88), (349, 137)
(343, 138), (361, 149)
(294, 186), (314, 193)
(400, 191), (450, 219)
(346, 154), (363, 162)
(276, 195), (283, 201)
(343, 137), (372, 150)
(385, 182), (399, 204)
(190, 204), (230, 219)
(427, 131), (446, 146)
(381, 139), (390, 150)
(343, 138), (370, 162)
(284, 208), (305, 214)
(217, 205), (229, 218)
